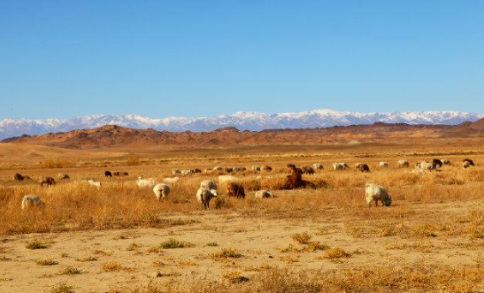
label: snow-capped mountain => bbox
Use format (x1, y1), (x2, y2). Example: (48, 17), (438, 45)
(1, 109), (483, 140)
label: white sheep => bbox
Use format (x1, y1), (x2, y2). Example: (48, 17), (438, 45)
(181, 169), (193, 176)
(218, 175), (238, 185)
(88, 179), (101, 188)
(137, 176), (155, 188)
(153, 183), (170, 201)
(57, 173), (70, 180)
(172, 169), (181, 175)
(196, 188), (218, 210)
(251, 165), (261, 171)
(398, 160), (409, 168)
(213, 166), (223, 171)
(163, 177), (180, 184)
(379, 162), (389, 167)
(313, 163), (324, 170)
(254, 190), (276, 199)
(333, 163), (348, 170)
(200, 179), (217, 190)
(418, 161), (433, 171)
(21, 195), (45, 210)
(365, 184), (392, 208)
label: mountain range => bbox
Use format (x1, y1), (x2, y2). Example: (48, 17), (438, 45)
(1, 109), (483, 140)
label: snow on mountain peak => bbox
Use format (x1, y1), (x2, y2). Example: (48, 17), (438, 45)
(0, 109), (482, 140)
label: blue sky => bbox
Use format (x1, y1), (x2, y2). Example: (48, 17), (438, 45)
(1, 1), (483, 119)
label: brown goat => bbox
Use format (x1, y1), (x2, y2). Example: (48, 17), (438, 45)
(40, 177), (56, 186)
(226, 182), (246, 199)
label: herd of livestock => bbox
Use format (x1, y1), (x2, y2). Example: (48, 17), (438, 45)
(15, 157), (476, 211)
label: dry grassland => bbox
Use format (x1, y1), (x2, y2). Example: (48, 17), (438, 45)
(1, 140), (484, 292)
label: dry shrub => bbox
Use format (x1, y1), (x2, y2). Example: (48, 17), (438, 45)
(41, 159), (72, 169)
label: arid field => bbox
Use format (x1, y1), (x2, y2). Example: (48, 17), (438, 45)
(2, 138), (484, 293)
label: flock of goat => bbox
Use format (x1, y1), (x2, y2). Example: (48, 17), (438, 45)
(16, 157), (476, 211)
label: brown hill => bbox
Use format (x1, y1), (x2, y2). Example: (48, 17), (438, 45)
(0, 123), (461, 149)
(445, 118), (484, 137)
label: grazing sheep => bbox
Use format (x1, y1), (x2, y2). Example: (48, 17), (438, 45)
(441, 159), (451, 165)
(137, 176), (155, 188)
(122, 172), (129, 176)
(163, 177), (180, 184)
(14, 173), (25, 181)
(261, 165), (273, 172)
(418, 161), (433, 171)
(226, 182), (245, 198)
(58, 173), (70, 180)
(234, 167), (247, 172)
(218, 175), (238, 185)
(21, 195), (45, 210)
(40, 177), (56, 186)
(181, 169), (193, 176)
(105, 171), (112, 177)
(398, 160), (409, 168)
(172, 169), (181, 175)
(196, 188), (218, 210)
(365, 184), (392, 208)
(200, 179), (217, 191)
(357, 164), (370, 173)
(88, 179), (101, 188)
(379, 162), (389, 167)
(432, 159), (443, 170)
(153, 183), (170, 201)
(213, 166), (224, 171)
(225, 167), (234, 173)
(192, 168), (202, 173)
(255, 190), (275, 199)
(251, 165), (261, 171)
(463, 158), (475, 168)
(313, 163), (324, 170)
(302, 166), (315, 175)
(333, 163), (348, 170)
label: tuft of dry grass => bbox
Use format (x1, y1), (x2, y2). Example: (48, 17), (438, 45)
(50, 283), (76, 293)
(211, 248), (243, 259)
(160, 238), (194, 249)
(36, 259), (59, 266)
(101, 262), (133, 272)
(291, 232), (312, 244)
(59, 267), (83, 275)
(325, 248), (351, 259)
(26, 239), (50, 250)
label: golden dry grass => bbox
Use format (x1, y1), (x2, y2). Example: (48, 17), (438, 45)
(2, 140), (484, 292)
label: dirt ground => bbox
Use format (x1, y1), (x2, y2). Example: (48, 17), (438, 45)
(2, 199), (484, 292)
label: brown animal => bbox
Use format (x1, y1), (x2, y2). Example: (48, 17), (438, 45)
(357, 164), (370, 172)
(105, 171), (112, 177)
(302, 166), (315, 175)
(40, 177), (56, 186)
(226, 182), (246, 199)
(14, 173), (24, 181)
(286, 166), (304, 188)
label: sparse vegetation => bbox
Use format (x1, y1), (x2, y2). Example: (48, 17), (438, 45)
(211, 248), (243, 259)
(26, 240), (49, 250)
(50, 283), (75, 293)
(59, 267), (82, 275)
(291, 232), (312, 244)
(160, 238), (194, 249)
(36, 259), (59, 266)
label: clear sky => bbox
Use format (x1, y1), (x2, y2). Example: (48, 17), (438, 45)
(1, 1), (483, 119)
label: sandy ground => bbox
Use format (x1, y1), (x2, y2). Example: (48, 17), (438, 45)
(2, 199), (484, 293)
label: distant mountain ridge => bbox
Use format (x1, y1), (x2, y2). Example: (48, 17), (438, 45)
(1, 109), (483, 140)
